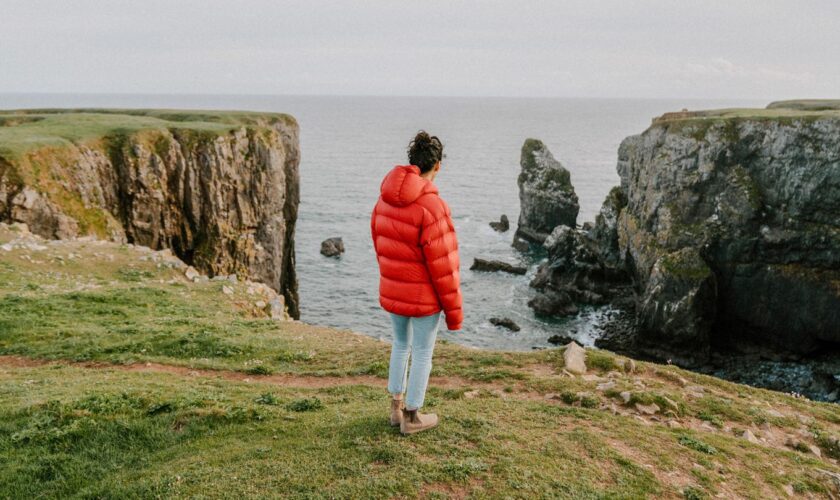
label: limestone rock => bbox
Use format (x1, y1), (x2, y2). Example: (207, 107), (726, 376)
(742, 429), (760, 444)
(185, 266), (200, 281)
(470, 258), (526, 275)
(527, 223), (631, 319)
(634, 402), (660, 415)
(489, 214), (509, 232)
(0, 110), (301, 319)
(514, 139), (579, 245)
(489, 317), (520, 332)
(637, 248), (717, 365)
(528, 289), (579, 317)
(547, 334), (575, 346)
(614, 111), (840, 356)
(320, 237), (344, 257)
(563, 341), (587, 374)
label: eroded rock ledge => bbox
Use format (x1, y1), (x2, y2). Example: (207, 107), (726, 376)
(0, 109), (300, 318)
(519, 101), (840, 372)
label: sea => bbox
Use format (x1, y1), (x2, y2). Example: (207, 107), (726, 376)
(0, 94), (765, 351)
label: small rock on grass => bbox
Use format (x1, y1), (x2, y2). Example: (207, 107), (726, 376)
(222, 286), (233, 295)
(742, 429), (760, 444)
(620, 391), (632, 404)
(563, 341), (587, 374)
(596, 381), (616, 392)
(635, 402), (660, 415)
(185, 266), (200, 280)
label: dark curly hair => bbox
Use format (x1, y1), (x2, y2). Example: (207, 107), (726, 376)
(407, 131), (444, 173)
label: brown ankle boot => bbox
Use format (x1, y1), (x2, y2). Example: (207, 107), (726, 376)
(389, 397), (404, 427)
(400, 408), (439, 435)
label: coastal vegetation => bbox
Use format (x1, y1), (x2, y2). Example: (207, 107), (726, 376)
(2, 223), (838, 498)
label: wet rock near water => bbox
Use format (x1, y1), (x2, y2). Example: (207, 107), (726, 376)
(489, 214), (510, 232)
(489, 317), (520, 332)
(320, 237), (345, 257)
(470, 257), (527, 275)
(547, 334), (575, 346)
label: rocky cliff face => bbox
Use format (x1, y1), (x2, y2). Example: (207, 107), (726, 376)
(0, 110), (300, 318)
(514, 139), (579, 245)
(523, 102), (840, 366)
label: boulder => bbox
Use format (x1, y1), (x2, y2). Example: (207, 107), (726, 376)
(528, 289), (578, 317)
(320, 237), (344, 257)
(489, 317), (520, 332)
(489, 214), (510, 232)
(563, 341), (587, 374)
(470, 258), (526, 275)
(514, 139), (579, 245)
(526, 224), (631, 318)
(547, 334), (575, 346)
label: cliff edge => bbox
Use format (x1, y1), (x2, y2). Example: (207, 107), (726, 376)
(0, 109), (300, 318)
(524, 101), (840, 371)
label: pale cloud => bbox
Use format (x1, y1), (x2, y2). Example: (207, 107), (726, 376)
(683, 58), (814, 85)
(0, 0), (837, 99)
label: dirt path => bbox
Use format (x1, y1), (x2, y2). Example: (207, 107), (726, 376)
(0, 355), (541, 398)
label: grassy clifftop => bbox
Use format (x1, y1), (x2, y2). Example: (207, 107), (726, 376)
(1, 223), (839, 498)
(651, 101), (840, 126)
(0, 109), (297, 160)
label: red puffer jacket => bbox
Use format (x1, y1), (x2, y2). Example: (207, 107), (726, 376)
(371, 165), (463, 330)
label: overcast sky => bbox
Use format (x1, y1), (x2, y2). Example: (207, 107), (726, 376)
(1, 0), (838, 99)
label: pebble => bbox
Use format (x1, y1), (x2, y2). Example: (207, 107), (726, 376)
(222, 286), (233, 295)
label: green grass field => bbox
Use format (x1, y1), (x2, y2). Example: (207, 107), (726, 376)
(1, 223), (839, 498)
(0, 109), (296, 159)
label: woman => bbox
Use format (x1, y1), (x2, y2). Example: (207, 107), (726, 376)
(370, 131), (463, 435)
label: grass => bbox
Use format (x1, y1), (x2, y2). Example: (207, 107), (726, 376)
(0, 224), (839, 498)
(0, 109), (295, 159)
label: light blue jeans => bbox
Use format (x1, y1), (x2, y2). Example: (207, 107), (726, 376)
(387, 311), (442, 410)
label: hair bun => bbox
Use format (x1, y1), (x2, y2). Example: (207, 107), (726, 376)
(413, 131), (431, 145)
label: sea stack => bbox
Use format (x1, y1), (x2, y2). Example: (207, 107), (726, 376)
(513, 139), (579, 246)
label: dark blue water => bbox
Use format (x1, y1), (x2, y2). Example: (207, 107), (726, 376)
(0, 94), (764, 350)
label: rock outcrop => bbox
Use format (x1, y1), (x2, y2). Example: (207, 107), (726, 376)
(470, 257), (527, 275)
(528, 101), (840, 366)
(0, 109), (301, 318)
(514, 139), (579, 245)
(489, 214), (509, 232)
(320, 237), (344, 257)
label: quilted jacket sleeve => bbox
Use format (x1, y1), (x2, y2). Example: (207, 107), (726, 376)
(419, 197), (463, 330)
(370, 204), (378, 254)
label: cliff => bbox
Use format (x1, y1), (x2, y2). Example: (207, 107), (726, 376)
(0, 109), (300, 318)
(524, 101), (840, 369)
